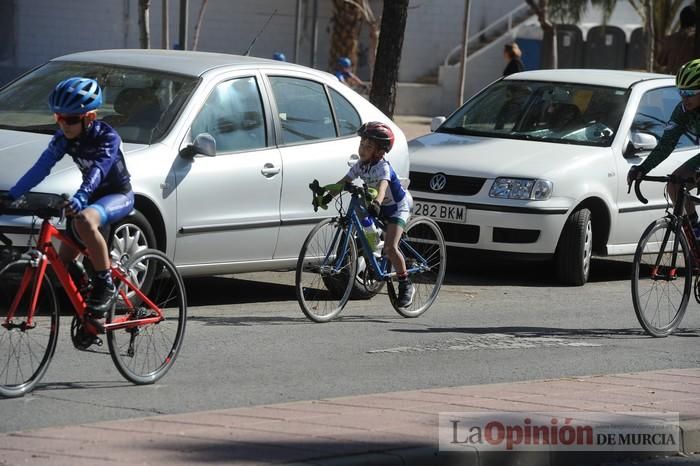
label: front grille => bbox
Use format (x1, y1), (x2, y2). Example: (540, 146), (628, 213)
(437, 223), (479, 244)
(409, 171), (486, 196)
(492, 227), (540, 244)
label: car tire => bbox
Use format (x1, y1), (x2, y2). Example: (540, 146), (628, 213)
(555, 207), (592, 286)
(108, 210), (157, 265)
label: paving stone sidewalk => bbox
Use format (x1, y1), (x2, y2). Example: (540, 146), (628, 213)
(1, 368), (699, 466)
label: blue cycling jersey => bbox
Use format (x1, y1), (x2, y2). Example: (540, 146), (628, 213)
(9, 120), (131, 200)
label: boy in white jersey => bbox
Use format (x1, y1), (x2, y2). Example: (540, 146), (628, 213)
(331, 122), (415, 307)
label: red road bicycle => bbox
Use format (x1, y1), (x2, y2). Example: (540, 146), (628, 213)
(0, 191), (186, 397)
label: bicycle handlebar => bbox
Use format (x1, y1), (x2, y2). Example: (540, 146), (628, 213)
(0, 191), (70, 219)
(309, 179), (374, 212)
(628, 174), (700, 205)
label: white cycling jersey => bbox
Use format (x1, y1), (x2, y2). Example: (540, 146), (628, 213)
(346, 158), (413, 224)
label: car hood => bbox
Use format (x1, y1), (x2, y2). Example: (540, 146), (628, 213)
(0, 129), (146, 192)
(409, 132), (601, 179)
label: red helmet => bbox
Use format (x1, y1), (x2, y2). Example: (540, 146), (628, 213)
(357, 121), (394, 152)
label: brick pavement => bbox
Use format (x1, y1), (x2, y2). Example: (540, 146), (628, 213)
(1, 368), (699, 465)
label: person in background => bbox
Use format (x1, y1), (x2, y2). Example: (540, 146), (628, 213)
(657, 6), (696, 75)
(503, 42), (524, 77)
(272, 52), (286, 62)
(334, 57), (367, 90)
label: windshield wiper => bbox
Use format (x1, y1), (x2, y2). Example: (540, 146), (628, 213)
(436, 126), (479, 136)
(0, 124), (56, 135)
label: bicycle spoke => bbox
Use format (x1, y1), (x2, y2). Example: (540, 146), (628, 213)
(107, 250), (186, 385)
(296, 219), (356, 322)
(632, 219), (690, 337)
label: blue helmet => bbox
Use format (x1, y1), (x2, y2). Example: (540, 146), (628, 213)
(338, 56), (352, 68)
(48, 77), (103, 114)
(273, 52), (286, 62)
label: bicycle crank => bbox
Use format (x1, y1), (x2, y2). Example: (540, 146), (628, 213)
(70, 316), (103, 350)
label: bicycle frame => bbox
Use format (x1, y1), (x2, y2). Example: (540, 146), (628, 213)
(3, 217), (164, 333)
(325, 192), (431, 280)
(638, 178), (700, 277)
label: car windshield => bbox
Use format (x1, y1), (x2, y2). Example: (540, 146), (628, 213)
(438, 80), (629, 147)
(0, 61), (198, 144)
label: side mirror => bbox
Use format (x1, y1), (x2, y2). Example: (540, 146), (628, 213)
(430, 116), (446, 132)
(180, 133), (217, 159)
(624, 131), (657, 158)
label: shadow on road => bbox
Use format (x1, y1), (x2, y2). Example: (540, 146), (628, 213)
(389, 325), (699, 339)
(185, 276), (295, 306)
(444, 257), (632, 287)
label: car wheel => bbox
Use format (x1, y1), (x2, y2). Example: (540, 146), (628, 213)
(555, 207), (592, 286)
(108, 210), (157, 266)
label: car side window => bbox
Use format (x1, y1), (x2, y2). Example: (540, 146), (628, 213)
(632, 87), (697, 149)
(269, 76), (335, 143)
(191, 76), (266, 154)
(330, 88), (361, 136)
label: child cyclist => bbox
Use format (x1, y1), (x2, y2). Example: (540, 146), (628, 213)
(1, 77), (134, 318)
(324, 122), (415, 307)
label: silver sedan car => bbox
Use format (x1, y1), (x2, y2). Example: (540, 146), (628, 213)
(0, 50), (409, 282)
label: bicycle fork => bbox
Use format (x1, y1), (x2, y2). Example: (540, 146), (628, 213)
(2, 250), (47, 330)
(650, 220), (686, 281)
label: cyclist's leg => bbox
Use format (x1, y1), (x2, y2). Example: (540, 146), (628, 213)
(77, 192), (134, 315)
(670, 153), (700, 221)
(384, 198), (414, 307)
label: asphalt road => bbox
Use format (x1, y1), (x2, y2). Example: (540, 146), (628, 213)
(1, 256), (699, 433)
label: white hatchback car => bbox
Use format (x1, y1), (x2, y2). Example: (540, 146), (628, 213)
(409, 69), (696, 285)
(0, 49), (408, 295)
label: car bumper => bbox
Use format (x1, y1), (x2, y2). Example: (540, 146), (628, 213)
(413, 195), (570, 254)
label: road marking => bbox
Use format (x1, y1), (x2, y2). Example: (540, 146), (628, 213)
(368, 333), (602, 354)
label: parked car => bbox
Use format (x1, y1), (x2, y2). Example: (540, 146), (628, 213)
(408, 69), (693, 285)
(0, 49), (409, 294)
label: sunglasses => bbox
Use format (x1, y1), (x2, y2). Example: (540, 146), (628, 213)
(54, 113), (85, 125)
(678, 89), (700, 98)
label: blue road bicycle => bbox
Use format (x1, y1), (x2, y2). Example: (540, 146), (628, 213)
(295, 180), (446, 322)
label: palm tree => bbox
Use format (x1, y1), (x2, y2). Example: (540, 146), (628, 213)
(328, 0), (364, 72)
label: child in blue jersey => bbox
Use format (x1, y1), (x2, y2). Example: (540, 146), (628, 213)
(329, 122), (415, 307)
(4, 77), (134, 318)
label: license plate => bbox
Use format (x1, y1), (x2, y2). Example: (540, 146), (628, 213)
(412, 201), (467, 223)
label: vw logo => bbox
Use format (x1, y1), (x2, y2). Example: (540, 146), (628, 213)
(429, 173), (447, 191)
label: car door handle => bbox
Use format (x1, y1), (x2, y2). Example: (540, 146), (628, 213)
(347, 153), (360, 166)
(261, 163), (280, 177)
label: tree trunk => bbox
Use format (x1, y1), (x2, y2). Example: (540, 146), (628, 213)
(192, 0), (208, 50)
(645, 0), (655, 72)
(370, 0), (409, 118)
(329, 0), (363, 72)
(162, 0), (169, 49)
(139, 0), (151, 49)
(695, 0), (700, 57)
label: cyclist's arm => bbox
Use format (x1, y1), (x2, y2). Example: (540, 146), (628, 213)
(9, 135), (64, 199)
(374, 179), (389, 204)
(638, 104), (688, 174)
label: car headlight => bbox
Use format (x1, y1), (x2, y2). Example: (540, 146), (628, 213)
(489, 178), (553, 200)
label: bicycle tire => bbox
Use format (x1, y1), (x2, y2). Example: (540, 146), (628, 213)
(389, 216), (446, 318)
(107, 249), (187, 384)
(296, 218), (357, 322)
(0, 260), (59, 398)
(631, 218), (692, 337)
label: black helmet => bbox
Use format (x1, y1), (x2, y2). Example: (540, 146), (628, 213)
(357, 121), (395, 152)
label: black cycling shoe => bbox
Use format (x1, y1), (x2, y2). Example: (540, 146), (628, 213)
(397, 280), (415, 308)
(87, 281), (117, 319)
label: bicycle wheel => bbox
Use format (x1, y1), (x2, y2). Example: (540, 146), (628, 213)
(632, 218), (692, 337)
(389, 217), (446, 318)
(0, 260), (59, 398)
(107, 249), (187, 384)
(296, 218), (357, 322)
